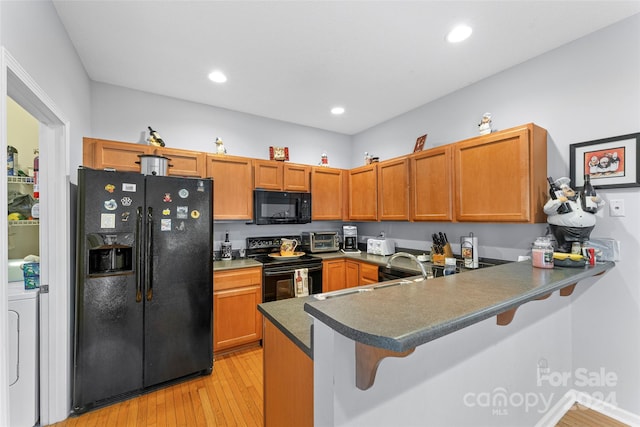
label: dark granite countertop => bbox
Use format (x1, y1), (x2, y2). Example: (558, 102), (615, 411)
(213, 258), (262, 271)
(258, 295), (315, 359)
(304, 260), (614, 353)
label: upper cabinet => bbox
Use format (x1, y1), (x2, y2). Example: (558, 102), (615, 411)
(410, 145), (453, 221)
(311, 166), (346, 221)
(83, 138), (205, 177)
(83, 122), (546, 223)
(206, 154), (254, 221)
(348, 164), (378, 221)
(377, 157), (410, 221)
(84, 138), (148, 173)
(254, 159), (310, 192)
(453, 123), (547, 223)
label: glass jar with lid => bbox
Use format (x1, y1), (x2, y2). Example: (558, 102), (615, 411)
(532, 237), (554, 269)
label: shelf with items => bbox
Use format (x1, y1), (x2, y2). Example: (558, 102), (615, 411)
(8, 176), (35, 184)
(9, 219), (39, 226)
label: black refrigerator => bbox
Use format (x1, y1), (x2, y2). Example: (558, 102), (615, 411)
(73, 168), (213, 413)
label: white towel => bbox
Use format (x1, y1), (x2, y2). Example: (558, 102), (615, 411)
(294, 268), (309, 297)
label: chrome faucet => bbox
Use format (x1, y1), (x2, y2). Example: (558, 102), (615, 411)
(386, 252), (429, 280)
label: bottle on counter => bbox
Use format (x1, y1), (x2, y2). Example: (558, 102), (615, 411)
(547, 176), (571, 214)
(580, 174), (598, 214)
(221, 231), (232, 260)
(532, 237), (554, 269)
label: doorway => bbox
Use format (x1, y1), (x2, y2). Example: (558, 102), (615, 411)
(1, 47), (71, 426)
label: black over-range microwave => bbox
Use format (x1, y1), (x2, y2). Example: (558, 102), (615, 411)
(254, 189), (311, 225)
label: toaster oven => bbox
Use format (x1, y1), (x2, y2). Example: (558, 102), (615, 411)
(301, 232), (340, 253)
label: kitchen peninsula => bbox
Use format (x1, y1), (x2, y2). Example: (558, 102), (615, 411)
(258, 259), (614, 426)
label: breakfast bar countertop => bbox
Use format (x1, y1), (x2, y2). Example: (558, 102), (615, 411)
(259, 260), (614, 359)
(304, 260), (614, 353)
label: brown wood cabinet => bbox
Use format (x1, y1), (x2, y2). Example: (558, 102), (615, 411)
(453, 123), (547, 223)
(83, 137), (206, 177)
(378, 157), (410, 221)
(348, 164), (378, 220)
(263, 319), (313, 427)
(213, 267), (262, 354)
(345, 260), (378, 287)
(410, 145), (453, 221)
(322, 259), (346, 292)
(311, 166), (346, 220)
(254, 159), (310, 191)
(345, 260), (360, 288)
(359, 262), (379, 285)
(206, 154), (254, 220)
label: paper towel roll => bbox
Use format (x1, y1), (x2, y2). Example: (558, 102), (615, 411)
(461, 236), (479, 268)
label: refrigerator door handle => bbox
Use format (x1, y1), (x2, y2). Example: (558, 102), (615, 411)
(146, 206), (154, 301)
(135, 207), (143, 303)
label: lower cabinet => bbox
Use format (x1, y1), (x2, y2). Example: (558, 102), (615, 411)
(360, 262), (379, 285)
(345, 260), (360, 288)
(263, 319), (313, 427)
(213, 267), (262, 354)
(323, 259), (379, 290)
(322, 259), (346, 292)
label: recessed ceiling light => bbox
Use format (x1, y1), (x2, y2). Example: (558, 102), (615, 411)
(331, 106), (345, 115)
(446, 25), (472, 43)
(208, 70), (227, 83)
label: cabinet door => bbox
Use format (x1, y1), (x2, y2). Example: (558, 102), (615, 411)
(284, 163), (310, 192)
(311, 167), (344, 220)
(158, 147), (206, 177)
(359, 262), (379, 285)
(410, 146), (453, 221)
(254, 160), (283, 190)
(378, 157), (410, 221)
(345, 260), (360, 288)
(322, 259), (346, 292)
(213, 267), (263, 353)
(348, 164), (378, 221)
(206, 155), (254, 220)
(86, 138), (150, 172)
(454, 123), (547, 223)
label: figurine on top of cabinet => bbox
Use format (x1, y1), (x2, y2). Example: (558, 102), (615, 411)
(478, 113), (493, 135)
(215, 137), (227, 155)
(543, 177), (604, 253)
(147, 126), (165, 147)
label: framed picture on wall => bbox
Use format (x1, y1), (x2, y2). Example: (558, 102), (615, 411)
(570, 132), (640, 189)
(413, 134), (427, 153)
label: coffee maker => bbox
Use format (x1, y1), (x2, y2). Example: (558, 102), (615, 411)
(342, 225), (359, 253)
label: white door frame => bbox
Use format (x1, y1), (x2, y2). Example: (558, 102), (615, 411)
(1, 47), (71, 425)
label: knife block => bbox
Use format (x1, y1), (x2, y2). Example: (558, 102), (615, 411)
(431, 243), (453, 265)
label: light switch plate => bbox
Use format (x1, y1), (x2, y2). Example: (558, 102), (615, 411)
(609, 199), (625, 217)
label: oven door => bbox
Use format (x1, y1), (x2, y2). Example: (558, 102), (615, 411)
(263, 264), (323, 302)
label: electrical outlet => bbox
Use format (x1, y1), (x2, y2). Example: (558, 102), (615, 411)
(609, 199), (625, 217)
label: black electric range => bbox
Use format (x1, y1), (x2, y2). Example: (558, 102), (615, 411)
(246, 236), (323, 301)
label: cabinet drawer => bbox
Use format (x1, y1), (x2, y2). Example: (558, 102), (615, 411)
(360, 263), (379, 283)
(214, 267), (262, 291)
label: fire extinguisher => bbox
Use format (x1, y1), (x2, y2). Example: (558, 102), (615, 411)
(33, 148), (39, 199)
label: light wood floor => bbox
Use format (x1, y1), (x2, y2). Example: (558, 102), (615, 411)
(48, 347), (628, 427)
(556, 402), (630, 426)
(49, 346), (263, 427)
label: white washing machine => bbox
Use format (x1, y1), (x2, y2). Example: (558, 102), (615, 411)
(8, 275), (39, 427)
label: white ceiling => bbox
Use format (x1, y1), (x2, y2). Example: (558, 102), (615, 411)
(52, 1), (640, 135)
